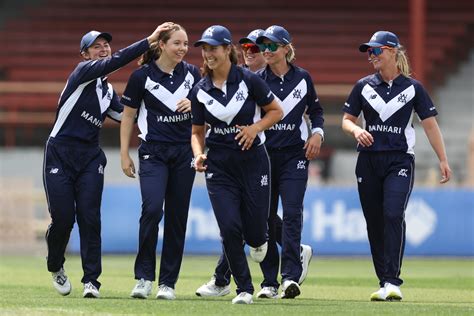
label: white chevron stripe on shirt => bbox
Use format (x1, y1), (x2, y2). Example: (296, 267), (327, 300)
(144, 72), (195, 112)
(50, 80), (93, 137)
(137, 100), (149, 141)
(96, 79), (114, 114)
(362, 84), (415, 122)
(197, 80), (249, 125)
(273, 78), (308, 120)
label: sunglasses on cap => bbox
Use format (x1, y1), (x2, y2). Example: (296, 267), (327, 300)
(257, 42), (281, 52)
(241, 43), (261, 54)
(367, 46), (390, 56)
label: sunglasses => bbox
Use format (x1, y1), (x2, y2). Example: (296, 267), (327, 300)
(257, 43), (281, 52)
(367, 46), (390, 56)
(241, 43), (261, 54)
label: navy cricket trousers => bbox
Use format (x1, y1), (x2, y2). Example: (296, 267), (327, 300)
(205, 145), (270, 294)
(356, 151), (414, 287)
(260, 147), (308, 287)
(43, 137), (106, 289)
(134, 142), (195, 287)
(213, 208), (284, 287)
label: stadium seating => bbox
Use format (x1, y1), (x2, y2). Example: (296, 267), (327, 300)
(0, 0), (473, 146)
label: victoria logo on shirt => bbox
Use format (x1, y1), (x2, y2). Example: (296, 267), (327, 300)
(235, 91), (245, 102)
(292, 89), (302, 99)
(397, 93), (407, 104)
(184, 80), (191, 90)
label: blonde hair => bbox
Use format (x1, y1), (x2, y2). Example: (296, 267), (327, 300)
(285, 43), (296, 63)
(395, 45), (411, 78)
(201, 44), (238, 77)
(138, 23), (186, 66)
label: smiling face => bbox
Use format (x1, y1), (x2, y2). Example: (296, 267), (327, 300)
(159, 29), (188, 65)
(261, 39), (288, 66)
(81, 37), (111, 60)
(201, 44), (230, 71)
(241, 43), (266, 72)
(367, 46), (396, 72)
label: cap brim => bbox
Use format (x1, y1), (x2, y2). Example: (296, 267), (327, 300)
(98, 32), (112, 43)
(81, 32), (112, 52)
(256, 35), (281, 44)
(239, 37), (255, 44)
(194, 39), (225, 47)
(359, 42), (383, 52)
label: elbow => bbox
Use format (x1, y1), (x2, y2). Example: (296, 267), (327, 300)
(275, 108), (284, 122)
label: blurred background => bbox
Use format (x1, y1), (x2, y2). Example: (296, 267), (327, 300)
(0, 0), (473, 257)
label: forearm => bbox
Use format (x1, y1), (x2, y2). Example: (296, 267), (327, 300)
(253, 108), (283, 132)
(120, 110), (136, 156)
(342, 116), (360, 136)
(423, 118), (448, 163)
(191, 126), (206, 157)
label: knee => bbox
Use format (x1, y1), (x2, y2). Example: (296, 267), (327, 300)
(384, 208), (405, 222)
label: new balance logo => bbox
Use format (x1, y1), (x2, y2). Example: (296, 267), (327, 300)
(98, 164), (104, 174)
(261, 175), (268, 186)
(398, 169), (408, 177)
(50, 168), (59, 174)
(206, 173), (213, 179)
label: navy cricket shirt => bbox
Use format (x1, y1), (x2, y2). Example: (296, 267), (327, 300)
(190, 64), (274, 150)
(121, 60), (200, 143)
(49, 39), (150, 145)
(343, 73), (437, 154)
(259, 64), (324, 149)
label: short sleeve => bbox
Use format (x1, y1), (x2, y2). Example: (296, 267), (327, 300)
(190, 86), (205, 125)
(121, 69), (145, 109)
(248, 72), (274, 107)
(413, 81), (438, 120)
(343, 82), (363, 117)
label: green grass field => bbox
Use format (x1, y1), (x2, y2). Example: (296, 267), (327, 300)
(0, 255), (472, 315)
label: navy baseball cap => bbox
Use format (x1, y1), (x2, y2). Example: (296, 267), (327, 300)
(194, 25), (232, 47)
(256, 25), (292, 45)
(359, 31), (400, 52)
(80, 30), (112, 52)
(239, 29), (265, 44)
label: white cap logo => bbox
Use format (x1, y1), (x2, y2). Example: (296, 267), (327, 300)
(204, 27), (215, 37)
(266, 26), (276, 34)
(249, 30), (261, 38)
